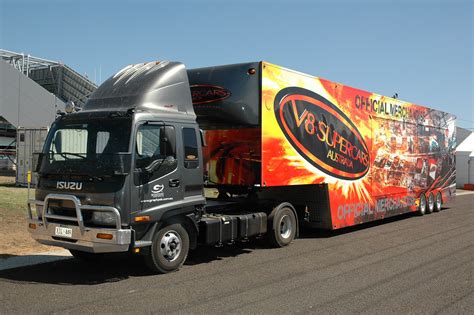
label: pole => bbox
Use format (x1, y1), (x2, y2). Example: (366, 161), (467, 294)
(27, 170), (31, 201)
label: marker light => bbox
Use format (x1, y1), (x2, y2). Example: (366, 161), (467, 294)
(96, 233), (113, 240)
(135, 216), (150, 222)
(247, 68), (256, 75)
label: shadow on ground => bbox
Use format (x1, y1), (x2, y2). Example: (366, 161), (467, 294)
(0, 254), (145, 285)
(0, 254), (17, 259)
(0, 208), (449, 286)
(0, 243), (262, 286)
(0, 183), (17, 188)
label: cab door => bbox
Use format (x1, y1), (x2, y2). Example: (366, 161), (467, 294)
(130, 122), (183, 215)
(180, 124), (204, 200)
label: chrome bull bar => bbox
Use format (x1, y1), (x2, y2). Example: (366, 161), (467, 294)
(27, 193), (132, 253)
(28, 194), (122, 232)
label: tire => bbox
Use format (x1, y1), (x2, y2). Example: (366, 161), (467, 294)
(69, 249), (104, 263)
(427, 193), (435, 214)
(418, 194), (427, 216)
(434, 192), (442, 212)
(268, 205), (297, 247)
(145, 223), (189, 274)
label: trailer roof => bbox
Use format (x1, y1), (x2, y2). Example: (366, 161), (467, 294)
(457, 133), (474, 153)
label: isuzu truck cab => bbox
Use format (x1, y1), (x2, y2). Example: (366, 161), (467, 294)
(27, 61), (456, 273)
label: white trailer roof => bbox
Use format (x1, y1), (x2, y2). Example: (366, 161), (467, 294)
(457, 132), (474, 153)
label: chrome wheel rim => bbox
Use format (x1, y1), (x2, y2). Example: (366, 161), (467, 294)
(436, 193), (442, 210)
(428, 194), (434, 212)
(160, 230), (181, 262)
(280, 214), (292, 239)
(420, 195), (426, 213)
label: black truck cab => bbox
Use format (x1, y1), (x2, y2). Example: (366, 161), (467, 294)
(29, 62), (207, 271)
(28, 61), (295, 273)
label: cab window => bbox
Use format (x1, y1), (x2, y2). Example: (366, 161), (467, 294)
(183, 128), (199, 169)
(135, 124), (177, 181)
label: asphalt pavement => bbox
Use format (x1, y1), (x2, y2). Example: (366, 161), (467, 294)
(1, 193), (472, 314)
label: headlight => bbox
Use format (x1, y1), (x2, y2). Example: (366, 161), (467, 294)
(91, 211), (116, 226)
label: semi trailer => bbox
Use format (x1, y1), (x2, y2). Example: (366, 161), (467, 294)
(27, 61), (456, 273)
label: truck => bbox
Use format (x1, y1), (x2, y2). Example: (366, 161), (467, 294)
(27, 61), (456, 273)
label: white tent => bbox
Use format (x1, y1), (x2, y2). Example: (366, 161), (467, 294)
(456, 132), (474, 188)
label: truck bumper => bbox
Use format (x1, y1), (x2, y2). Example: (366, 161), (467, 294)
(27, 193), (132, 253)
(27, 219), (132, 253)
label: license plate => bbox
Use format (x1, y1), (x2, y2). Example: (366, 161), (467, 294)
(55, 226), (73, 238)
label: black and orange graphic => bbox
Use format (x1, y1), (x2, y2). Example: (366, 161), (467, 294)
(203, 128), (261, 186)
(197, 62), (456, 230)
(262, 62), (456, 229)
(190, 84), (232, 105)
(274, 87), (370, 180)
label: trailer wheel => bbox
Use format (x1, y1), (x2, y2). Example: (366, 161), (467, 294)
(269, 206), (297, 247)
(69, 249), (104, 263)
(434, 192), (442, 212)
(427, 193), (435, 214)
(418, 194), (427, 216)
(145, 223), (189, 274)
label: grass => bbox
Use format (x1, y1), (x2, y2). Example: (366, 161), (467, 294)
(0, 175), (56, 256)
(0, 176), (33, 217)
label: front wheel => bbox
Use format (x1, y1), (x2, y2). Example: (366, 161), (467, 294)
(268, 205), (297, 247)
(145, 223), (189, 274)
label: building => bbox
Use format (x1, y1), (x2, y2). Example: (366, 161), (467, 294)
(0, 49), (97, 182)
(456, 130), (474, 189)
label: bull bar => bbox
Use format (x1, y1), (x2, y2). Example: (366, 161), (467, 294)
(27, 194), (132, 253)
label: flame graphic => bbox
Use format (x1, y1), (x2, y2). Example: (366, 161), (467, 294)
(261, 62), (455, 229)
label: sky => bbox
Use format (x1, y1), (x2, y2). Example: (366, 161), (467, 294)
(1, 0), (473, 129)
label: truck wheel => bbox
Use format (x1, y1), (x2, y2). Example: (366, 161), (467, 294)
(145, 223), (189, 274)
(427, 193), (435, 214)
(69, 249), (103, 263)
(269, 206), (297, 247)
(434, 192), (442, 212)
(418, 194), (427, 216)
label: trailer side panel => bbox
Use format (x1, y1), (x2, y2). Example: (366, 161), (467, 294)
(261, 62), (456, 229)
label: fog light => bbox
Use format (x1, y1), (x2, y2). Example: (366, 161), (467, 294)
(97, 233), (113, 240)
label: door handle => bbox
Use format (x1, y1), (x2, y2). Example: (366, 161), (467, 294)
(169, 178), (180, 187)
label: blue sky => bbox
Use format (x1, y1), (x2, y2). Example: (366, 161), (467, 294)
(1, 0), (473, 129)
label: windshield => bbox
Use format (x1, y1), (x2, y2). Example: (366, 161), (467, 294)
(37, 116), (132, 176)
